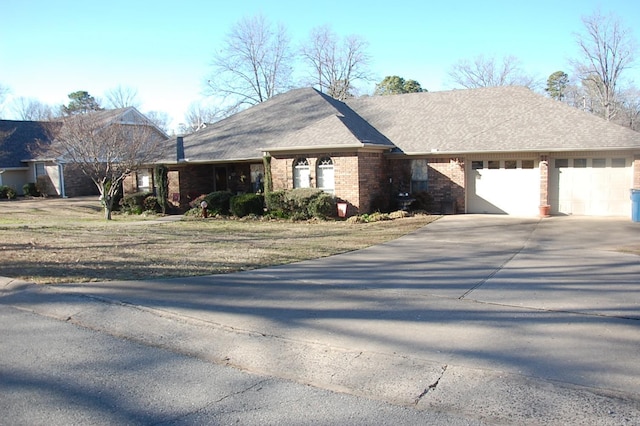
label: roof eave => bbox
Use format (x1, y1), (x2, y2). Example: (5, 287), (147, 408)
(261, 142), (392, 154)
(390, 146), (640, 156)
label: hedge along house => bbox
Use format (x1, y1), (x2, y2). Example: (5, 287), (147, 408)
(157, 86), (640, 217)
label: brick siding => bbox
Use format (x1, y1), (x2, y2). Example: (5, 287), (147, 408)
(270, 151), (389, 215)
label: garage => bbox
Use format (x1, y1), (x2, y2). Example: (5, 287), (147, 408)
(549, 156), (633, 216)
(467, 159), (540, 215)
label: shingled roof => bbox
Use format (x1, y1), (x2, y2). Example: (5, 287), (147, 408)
(347, 86), (640, 154)
(0, 120), (51, 168)
(166, 86), (640, 164)
(173, 88), (394, 163)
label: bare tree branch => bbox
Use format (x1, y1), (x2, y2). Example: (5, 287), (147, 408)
(37, 113), (164, 219)
(207, 14), (293, 109)
(105, 85), (142, 109)
(448, 54), (539, 89)
(300, 25), (372, 100)
(12, 97), (55, 121)
(572, 10), (637, 120)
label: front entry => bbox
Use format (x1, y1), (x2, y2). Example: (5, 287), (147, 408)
(214, 167), (228, 191)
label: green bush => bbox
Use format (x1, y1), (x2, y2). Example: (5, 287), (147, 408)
(120, 191), (153, 214)
(264, 188), (338, 220)
(22, 182), (40, 197)
(265, 190), (286, 212)
(204, 191), (233, 215)
(230, 193), (264, 217)
(0, 185), (17, 200)
(308, 192), (337, 218)
(143, 196), (159, 212)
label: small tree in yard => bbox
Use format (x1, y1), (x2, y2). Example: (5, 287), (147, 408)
(43, 114), (164, 220)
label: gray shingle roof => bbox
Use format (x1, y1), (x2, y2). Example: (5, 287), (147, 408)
(0, 120), (51, 168)
(175, 88), (394, 163)
(347, 86), (640, 154)
(163, 86), (640, 164)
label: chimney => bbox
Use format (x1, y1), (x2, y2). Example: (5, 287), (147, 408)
(176, 136), (185, 161)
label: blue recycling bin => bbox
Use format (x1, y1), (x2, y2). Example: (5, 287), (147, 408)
(632, 189), (640, 222)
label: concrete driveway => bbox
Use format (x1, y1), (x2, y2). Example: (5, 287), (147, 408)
(3, 215), (640, 424)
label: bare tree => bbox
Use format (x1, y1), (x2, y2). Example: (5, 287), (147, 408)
(572, 10), (636, 120)
(41, 113), (164, 220)
(0, 84), (8, 104)
(179, 102), (224, 134)
(105, 85), (142, 109)
(300, 25), (372, 100)
(12, 97), (55, 121)
(447, 54), (539, 89)
(616, 86), (640, 130)
(208, 14), (293, 108)
(0, 84), (9, 118)
(144, 110), (171, 134)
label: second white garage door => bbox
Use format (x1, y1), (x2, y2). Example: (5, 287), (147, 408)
(467, 159), (540, 216)
(549, 157), (633, 216)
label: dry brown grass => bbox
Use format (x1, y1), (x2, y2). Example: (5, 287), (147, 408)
(0, 197), (439, 284)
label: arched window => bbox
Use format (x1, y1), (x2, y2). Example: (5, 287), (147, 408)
(293, 158), (310, 188)
(316, 157), (335, 194)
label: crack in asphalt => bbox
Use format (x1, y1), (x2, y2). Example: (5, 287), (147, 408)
(414, 365), (448, 404)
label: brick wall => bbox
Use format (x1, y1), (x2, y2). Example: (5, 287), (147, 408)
(388, 157), (465, 213)
(427, 158), (465, 213)
(539, 155), (550, 207)
(357, 151), (389, 213)
(122, 174), (137, 195)
(63, 163), (98, 197)
(270, 151), (388, 214)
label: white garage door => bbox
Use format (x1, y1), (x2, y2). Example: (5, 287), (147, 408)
(467, 159), (540, 215)
(550, 157), (632, 216)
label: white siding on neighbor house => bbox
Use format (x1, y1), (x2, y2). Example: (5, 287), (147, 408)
(549, 156), (633, 216)
(466, 158), (540, 216)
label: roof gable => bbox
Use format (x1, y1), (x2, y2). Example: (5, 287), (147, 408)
(176, 88), (394, 163)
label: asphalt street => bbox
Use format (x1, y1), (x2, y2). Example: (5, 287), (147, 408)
(2, 214), (640, 424)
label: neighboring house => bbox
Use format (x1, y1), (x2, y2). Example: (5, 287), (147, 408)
(0, 107), (168, 197)
(0, 120), (50, 194)
(146, 86), (640, 217)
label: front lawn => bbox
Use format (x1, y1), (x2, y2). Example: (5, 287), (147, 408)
(0, 197), (438, 284)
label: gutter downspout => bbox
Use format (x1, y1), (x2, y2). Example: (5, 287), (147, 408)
(0, 169), (4, 187)
(58, 161), (66, 198)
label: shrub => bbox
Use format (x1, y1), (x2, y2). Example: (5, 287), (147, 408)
(230, 193), (264, 217)
(264, 188), (339, 220)
(120, 191), (153, 214)
(205, 191), (233, 215)
(410, 191), (433, 212)
(265, 190), (286, 212)
(283, 188), (324, 220)
(0, 185), (17, 200)
(143, 196), (160, 212)
(22, 182), (40, 197)
(308, 192), (337, 219)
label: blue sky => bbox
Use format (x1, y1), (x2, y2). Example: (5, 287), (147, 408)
(1, 0), (639, 131)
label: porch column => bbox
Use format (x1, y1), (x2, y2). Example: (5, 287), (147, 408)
(539, 154), (550, 216)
